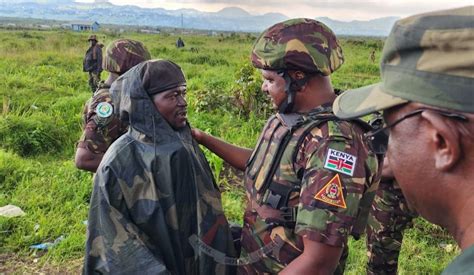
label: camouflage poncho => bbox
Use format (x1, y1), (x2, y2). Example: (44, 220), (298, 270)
(83, 63), (236, 274)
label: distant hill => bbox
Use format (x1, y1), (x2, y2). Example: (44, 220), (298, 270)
(0, 1), (398, 35)
(317, 16), (400, 37)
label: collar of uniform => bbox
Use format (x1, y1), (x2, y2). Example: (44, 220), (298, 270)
(306, 103), (333, 118)
(277, 104), (334, 129)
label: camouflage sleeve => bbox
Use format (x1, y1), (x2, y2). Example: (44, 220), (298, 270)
(77, 90), (127, 154)
(366, 178), (417, 274)
(294, 121), (374, 247)
(84, 165), (170, 274)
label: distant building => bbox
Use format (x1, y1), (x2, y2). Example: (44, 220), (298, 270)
(37, 24), (52, 30)
(140, 29), (161, 34)
(70, 21), (100, 32)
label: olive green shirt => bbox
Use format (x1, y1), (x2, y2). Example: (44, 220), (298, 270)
(442, 245), (474, 275)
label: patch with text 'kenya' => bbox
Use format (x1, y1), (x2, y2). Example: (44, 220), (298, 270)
(324, 148), (356, 176)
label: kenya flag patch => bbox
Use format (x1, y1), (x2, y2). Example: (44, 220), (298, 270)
(324, 148), (357, 176)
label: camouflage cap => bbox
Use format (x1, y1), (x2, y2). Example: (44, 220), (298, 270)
(251, 18), (344, 75)
(333, 6), (474, 119)
(88, 34), (98, 41)
(103, 39), (151, 75)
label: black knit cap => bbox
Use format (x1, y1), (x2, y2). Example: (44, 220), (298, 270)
(141, 59), (186, 95)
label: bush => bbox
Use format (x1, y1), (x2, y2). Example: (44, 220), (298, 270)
(230, 62), (270, 118)
(192, 88), (233, 113)
(0, 113), (68, 156)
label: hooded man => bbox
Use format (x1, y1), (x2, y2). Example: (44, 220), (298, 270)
(83, 34), (103, 93)
(83, 59), (237, 274)
(332, 6), (474, 274)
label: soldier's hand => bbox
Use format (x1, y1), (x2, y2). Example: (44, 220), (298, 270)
(191, 128), (205, 144)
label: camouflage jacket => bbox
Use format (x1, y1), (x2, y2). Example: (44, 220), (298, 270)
(83, 64), (237, 275)
(239, 105), (380, 274)
(83, 44), (103, 73)
(77, 84), (128, 155)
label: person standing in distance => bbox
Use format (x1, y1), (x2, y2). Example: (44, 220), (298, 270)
(83, 34), (103, 93)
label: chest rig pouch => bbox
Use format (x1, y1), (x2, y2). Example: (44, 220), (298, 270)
(245, 107), (336, 227)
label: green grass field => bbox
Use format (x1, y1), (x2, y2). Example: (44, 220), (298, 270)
(0, 29), (459, 273)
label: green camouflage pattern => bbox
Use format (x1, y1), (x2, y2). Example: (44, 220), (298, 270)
(84, 61), (236, 274)
(251, 18), (344, 75)
(103, 39), (151, 75)
(366, 178), (417, 275)
(239, 106), (380, 274)
(77, 85), (128, 155)
(333, 6), (474, 119)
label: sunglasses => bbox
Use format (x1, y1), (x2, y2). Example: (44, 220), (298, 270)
(365, 108), (469, 155)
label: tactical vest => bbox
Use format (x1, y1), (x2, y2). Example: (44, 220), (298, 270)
(244, 108), (378, 239)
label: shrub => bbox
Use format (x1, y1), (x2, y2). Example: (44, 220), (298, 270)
(230, 62), (270, 118)
(0, 113), (68, 156)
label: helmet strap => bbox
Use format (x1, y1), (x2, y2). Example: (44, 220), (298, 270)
(278, 71), (311, 114)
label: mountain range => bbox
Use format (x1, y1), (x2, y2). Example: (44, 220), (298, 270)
(0, 1), (399, 36)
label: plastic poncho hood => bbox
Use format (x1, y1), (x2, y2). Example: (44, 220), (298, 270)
(83, 62), (236, 274)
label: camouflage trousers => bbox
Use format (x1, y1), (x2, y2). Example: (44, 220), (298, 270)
(88, 71), (101, 93)
(366, 179), (418, 275)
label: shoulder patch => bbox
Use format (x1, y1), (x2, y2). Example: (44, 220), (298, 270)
(324, 148), (357, 176)
(96, 102), (113, 118)
(314, 174), (346, 209)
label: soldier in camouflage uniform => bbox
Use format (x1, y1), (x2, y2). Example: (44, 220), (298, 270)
(75, 38), (151, 172)
(83, 59), (237, 274)
(83, 34), (103, 93)
(366, 158), (417, 275)
(192, 18), (382, 274)
(332, 6), (474, 274)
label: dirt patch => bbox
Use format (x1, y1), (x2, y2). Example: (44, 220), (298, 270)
(0, 253), (82, 274)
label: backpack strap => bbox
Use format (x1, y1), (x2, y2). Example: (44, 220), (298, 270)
(257, 115), (338, 227)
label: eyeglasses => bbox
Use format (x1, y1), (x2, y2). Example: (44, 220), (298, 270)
(365, 108), (469, 155)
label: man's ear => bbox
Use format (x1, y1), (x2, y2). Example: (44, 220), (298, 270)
(290, 70), (306, 80)
(421, 111), (462, 171)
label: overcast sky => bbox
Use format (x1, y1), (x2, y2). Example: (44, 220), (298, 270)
(77, 0), (472, 21)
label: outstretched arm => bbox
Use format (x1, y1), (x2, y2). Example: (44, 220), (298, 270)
(191, 128), (252, 171)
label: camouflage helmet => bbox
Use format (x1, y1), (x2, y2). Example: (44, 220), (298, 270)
(103, 39), (151, 75)
(251, 18), (344, 75)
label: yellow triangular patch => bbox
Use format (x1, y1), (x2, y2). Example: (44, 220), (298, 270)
(314, 174), (346, 209)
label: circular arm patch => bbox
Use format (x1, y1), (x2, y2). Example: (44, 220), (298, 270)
(96, 102), (113, 118)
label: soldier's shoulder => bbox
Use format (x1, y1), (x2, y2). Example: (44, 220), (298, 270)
(310, 119), (354, 141)
(90, 88), (112, 106)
